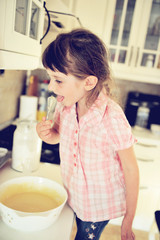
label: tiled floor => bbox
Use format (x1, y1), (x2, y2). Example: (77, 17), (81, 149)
(70, 220), (159, 240)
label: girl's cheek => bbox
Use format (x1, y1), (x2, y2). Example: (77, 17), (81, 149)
(48, 82), (60, 96)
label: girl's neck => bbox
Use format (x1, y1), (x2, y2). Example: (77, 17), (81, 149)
(76, 98), (89, 121)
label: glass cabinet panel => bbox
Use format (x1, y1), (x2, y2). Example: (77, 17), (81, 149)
(15, 0), (28, 35)
(121, 0), (135, 47)
(29, 2), (40, 39)
(109, 0), (136, 64)
(144, 1), (160, 50)
(141, 0), (160, 68)
(110, 0), (124, 46)
(14, 0), (41, 40)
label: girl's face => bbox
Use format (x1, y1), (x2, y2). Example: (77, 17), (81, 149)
(47, 69), (87, 107)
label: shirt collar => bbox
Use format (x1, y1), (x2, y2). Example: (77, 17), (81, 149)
(62, 92), (109, 127)
(82, 92), (109, 127)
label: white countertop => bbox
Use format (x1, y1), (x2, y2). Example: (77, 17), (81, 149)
(0, 161), (74, 240)
(132, 127), (160, 145)
(110, 187), (160, 231)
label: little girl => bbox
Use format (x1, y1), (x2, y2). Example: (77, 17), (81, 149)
(36, 28), (139, 240)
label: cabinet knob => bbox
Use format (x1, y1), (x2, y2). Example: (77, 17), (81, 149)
(135, 47), (140, 67)
(128, 46), (133, 66)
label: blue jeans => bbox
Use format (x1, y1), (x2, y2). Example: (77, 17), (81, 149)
(75, 216), (109, 240)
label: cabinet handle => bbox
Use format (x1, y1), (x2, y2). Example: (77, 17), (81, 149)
(40, 2), (51, 44)
(136, 142), (157, 148)
(137, 158), (154, 162)
(139, 186), (148, 190)
(135, 47), (140, 67)
(128, 46), (133, 66)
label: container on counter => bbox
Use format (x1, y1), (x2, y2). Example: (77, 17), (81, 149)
(12, 120), (42, 173)
(26, 75), (38, 96)
(145, 55), (154, 68)
(19, 95), (38, 120)
(135, 102), (150, 129)
(37, 80), (49, 121)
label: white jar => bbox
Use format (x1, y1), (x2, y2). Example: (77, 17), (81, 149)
(135, 102), (150, 129)
(12, 120), (42, 172)
(145, 55), (154, 68)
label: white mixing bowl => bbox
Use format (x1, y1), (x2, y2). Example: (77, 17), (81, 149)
(0, 176), (68, 231)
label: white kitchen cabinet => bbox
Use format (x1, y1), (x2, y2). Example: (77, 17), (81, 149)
(70, 0), (160, 83)
(68, 0), (108, 38)
(0, 0), (45, 69)
(103, 0), (160, 83)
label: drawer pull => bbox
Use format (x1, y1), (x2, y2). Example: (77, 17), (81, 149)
(136, 142), (157, 148)
(137, 158), (154, 162)
(139, 186), (148, 190)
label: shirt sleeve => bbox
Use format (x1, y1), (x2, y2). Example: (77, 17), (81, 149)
(107, 104), (137, 151)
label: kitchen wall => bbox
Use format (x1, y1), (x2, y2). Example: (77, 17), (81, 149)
(0, 70), (26, 126)
(115, 79), (160, 110)
(0, 68), (160, 128)
(31, 68), (160, 111)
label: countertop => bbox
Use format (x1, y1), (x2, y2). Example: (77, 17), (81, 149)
(132, 127), (160, 145)
(0, 161), (74, 240)
(109, 127), (160, 239)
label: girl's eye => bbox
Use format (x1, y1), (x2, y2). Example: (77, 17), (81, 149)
(55, 80), (62, 84)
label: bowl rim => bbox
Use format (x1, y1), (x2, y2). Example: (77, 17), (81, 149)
(0, 176), (68, 214)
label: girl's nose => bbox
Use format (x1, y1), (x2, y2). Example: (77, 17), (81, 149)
(48, 79), (55, 92)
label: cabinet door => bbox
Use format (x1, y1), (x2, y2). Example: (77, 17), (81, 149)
(103, 0), (160, 83)
(71, 0), (108, 38)
(4, 0), (44, 57)
(104, 0), (141, 68)
(136, 0), (160, 73)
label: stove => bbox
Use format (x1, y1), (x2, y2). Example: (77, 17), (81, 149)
(0, 125), (60, 165)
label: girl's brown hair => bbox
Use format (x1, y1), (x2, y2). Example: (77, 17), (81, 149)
(42, 28), (115, 106)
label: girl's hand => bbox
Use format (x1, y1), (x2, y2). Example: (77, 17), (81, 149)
(36, 117), (58, 144)
(121, 216), (135, 240)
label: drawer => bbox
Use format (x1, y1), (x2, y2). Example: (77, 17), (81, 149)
(134, 142), (159, 161)
(134, 142), (160, 188)
(137, 159), (160, 188)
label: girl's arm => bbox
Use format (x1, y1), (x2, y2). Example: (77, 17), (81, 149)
(36, 118), (60, 144)
(118, 146), (139, 240)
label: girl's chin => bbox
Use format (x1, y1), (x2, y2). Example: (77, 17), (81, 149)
(57, 95), (64, 102)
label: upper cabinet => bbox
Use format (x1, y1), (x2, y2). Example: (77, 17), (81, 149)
(103, 0), (160, 83)
(0, 0), (44, 69)
(71, 0), (160, 84)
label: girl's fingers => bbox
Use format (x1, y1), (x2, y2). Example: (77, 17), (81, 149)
(37, 119), (53, 138)
(38, 120), (52, 130)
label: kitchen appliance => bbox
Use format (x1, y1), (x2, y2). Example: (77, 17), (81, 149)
(0, 148), (11, 168)
(125, 91), (160, 129)
(0, 176), (67, 231)
(44, 0), (82, 32)
(155, 211), (160, 234)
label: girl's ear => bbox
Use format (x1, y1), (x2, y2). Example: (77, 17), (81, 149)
(84, 76), (98, 91)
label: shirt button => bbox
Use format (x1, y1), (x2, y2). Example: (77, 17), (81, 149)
(75, 130), (78, 134)
(74, 142), (77, 146)
(73, 154), (76, 158)
(74, 163), (77, 167)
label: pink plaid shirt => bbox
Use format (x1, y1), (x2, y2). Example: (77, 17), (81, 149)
(54, 92), (136, 221)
